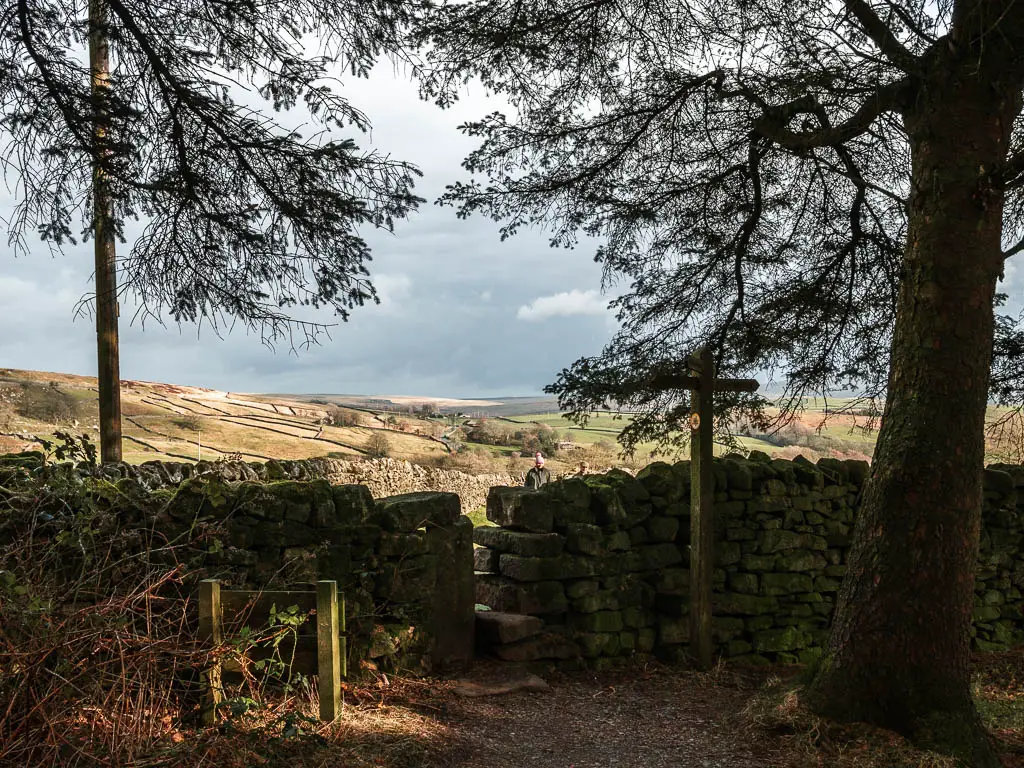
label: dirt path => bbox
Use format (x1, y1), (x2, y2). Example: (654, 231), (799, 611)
(166, 658), (1010, 767)
(439, 664), (774, 768)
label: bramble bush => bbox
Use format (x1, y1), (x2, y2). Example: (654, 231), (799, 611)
(0, 454), (322, 766)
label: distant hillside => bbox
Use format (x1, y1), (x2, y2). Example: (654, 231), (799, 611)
(0, 369), (451, 466)
(6, 368), (1022, 469)
(280, 393), (563, 418)
(0, 369), (880, 468)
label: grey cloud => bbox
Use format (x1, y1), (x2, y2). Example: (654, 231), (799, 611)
(517, 289), (609, 322)
(0, 64), (614, 397)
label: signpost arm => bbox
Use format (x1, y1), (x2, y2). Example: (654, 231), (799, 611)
(689, 346), (715, 670)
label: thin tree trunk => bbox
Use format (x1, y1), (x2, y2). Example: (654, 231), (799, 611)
(807, 41), (1024, 766)
(89, 0), (121, 463)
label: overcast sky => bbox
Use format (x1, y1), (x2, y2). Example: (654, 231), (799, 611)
(4, 62), (1024, 400)
(0, 65), (617, 398)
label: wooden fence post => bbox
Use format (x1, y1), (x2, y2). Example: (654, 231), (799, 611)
(689, 348), (715, 670)
(198, 579), (223, 725)
(316, 580), (342, 722)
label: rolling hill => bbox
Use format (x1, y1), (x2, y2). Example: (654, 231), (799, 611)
(4, 367), (1022, 469)
(0, 368), (451, 465)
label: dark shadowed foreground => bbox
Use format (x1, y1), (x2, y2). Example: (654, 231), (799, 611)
(446, 663), (768, 768)
(71, 656), (1024, 768)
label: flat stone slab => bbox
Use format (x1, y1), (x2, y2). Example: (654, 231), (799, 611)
(451, 673), (551, 698)
(498, 553), (600, 581)
(474, 546), (500, 573)
(622, 543), (683, 572)
(486, 487), (553, 532)
(565, 523), (603, 555)
(474, 526), (565, 557)
(476, 610), (544, 646)
(372, 491), (462, 532)
(476, 575), (568, 615)
(493, 632), (580, 662)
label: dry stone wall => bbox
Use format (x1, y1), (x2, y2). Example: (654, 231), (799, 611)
(310, 457), (517, 512)
(11, 448), (1024, 671)
(474, 454), (1024, 666)
(977, 463), (1024, 651)
(0, 452), (475, 675)
(25, 455), (515, 514)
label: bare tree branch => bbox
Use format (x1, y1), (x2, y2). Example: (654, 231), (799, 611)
(844, 0), (921, 71)
(752, 79), (910, 151)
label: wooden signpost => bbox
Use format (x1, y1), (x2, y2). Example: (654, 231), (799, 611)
(649, 347), (759, 669)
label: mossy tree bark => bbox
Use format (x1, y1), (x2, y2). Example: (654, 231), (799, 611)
(807, 28), (1024, 766)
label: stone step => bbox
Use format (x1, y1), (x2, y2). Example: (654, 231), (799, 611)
(476, 610), (545, 646)
(492, 631), (580, 662)
(473, 526), (565, 557)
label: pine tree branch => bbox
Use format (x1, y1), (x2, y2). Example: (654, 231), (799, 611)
(880, 0), (937, 43)
(1003, 235), (1024, 260)
(16, 0), (91, 152)
(751, 78), (909, 150)
(843, 0), (920, 71)
(1003, 150), (1024, 190)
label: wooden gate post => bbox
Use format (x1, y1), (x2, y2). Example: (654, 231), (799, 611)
(198, 579), (223, 725)
(316, 580), (343, 722)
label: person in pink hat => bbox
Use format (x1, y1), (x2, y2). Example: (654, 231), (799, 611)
(524, 451), (551, 489)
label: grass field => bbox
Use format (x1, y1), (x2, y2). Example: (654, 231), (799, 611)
(492, 400), (1023, 464)
(6, 368), (1024, 468)
(0, 369), (450, 467)
(507, 411), (632, 447)
(510, 406), (878, 461)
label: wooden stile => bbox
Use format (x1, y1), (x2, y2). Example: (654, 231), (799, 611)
(198, 579), (345, 724)
(220, 590), (318, 624)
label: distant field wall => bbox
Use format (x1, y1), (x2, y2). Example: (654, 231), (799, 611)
(17, 455), (520, 513)
(307, 457), (520, 512)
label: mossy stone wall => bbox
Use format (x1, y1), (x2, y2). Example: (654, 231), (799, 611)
(474, 454), (1024, 665)
(0, 453), (475, 675)
(8, 449), (1023, 671)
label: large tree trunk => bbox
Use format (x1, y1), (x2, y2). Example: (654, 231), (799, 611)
(807, 37), (1024, 766)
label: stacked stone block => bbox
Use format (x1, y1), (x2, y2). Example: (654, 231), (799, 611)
(474, 610), (577, 661)
(474, 470), (689, 665)
(214, 484), (475, 673)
